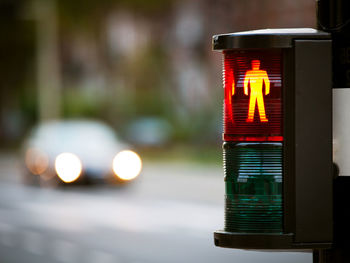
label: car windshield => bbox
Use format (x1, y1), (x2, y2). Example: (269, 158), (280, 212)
(31, 121), (120, 153)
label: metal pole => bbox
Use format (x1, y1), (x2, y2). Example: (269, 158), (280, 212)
(313, 248), (350, 263)
(313, 249), (332, 263)
(317, 0), (350, 89)
(315, 2), (350, 261)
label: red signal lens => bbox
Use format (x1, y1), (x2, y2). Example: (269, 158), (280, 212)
(223, 50), (283, 141)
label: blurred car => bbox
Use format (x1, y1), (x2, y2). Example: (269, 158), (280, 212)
(22, 120), (142, 186)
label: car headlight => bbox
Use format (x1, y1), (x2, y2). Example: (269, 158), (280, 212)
(55, 153), (82, 183)
(112, 150), (142, 181)
(25, 148), (49, 175)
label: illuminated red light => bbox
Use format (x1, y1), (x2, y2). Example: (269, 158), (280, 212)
(244, 59), (269, 123)
(223, 50), (282, 141)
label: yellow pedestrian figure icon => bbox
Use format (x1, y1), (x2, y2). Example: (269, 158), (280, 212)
(243, 60), (270, 122)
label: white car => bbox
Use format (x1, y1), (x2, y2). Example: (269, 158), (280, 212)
(22, 120), (142, 185)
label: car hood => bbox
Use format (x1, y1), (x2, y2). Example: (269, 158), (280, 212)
(26, 138), (127, 172)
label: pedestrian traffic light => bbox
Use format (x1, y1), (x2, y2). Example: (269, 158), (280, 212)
(213, 29), (333, 249)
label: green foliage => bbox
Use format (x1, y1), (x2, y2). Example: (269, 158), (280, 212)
(117, 0), (174, 13)
(57, 0), (174, 29)
(62, 88), (102, 118)
(130, 45), (173, 116)
(58, 0), (112, 29)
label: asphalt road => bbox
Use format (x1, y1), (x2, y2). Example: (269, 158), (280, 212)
(0, 153), (312, 263)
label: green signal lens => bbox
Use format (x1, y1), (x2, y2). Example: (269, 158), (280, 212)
(224, 142), (283, 233)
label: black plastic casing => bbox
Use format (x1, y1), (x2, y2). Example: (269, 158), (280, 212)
(213, 29), (333, 250)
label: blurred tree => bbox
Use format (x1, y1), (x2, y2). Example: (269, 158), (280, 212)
(0, 0), (35, 145)
(58, 0), (174, 30)
(3, 0), (317, 148)
(33, 0), (62, 121)
(130, 45), (172, 116)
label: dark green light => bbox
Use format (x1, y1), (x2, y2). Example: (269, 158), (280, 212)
(224, 142), (283, 233)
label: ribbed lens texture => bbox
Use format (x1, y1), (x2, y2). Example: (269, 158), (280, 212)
(224, 142), (283, 233)
(223, 50), (282, 141)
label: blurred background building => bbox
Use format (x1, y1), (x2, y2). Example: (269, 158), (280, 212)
(0, 0), (315, 156)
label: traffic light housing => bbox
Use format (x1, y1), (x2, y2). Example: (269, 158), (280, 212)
(213, 29), (333, 249)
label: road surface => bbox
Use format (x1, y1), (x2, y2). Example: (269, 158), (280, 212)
(0, 153), (312, 263)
